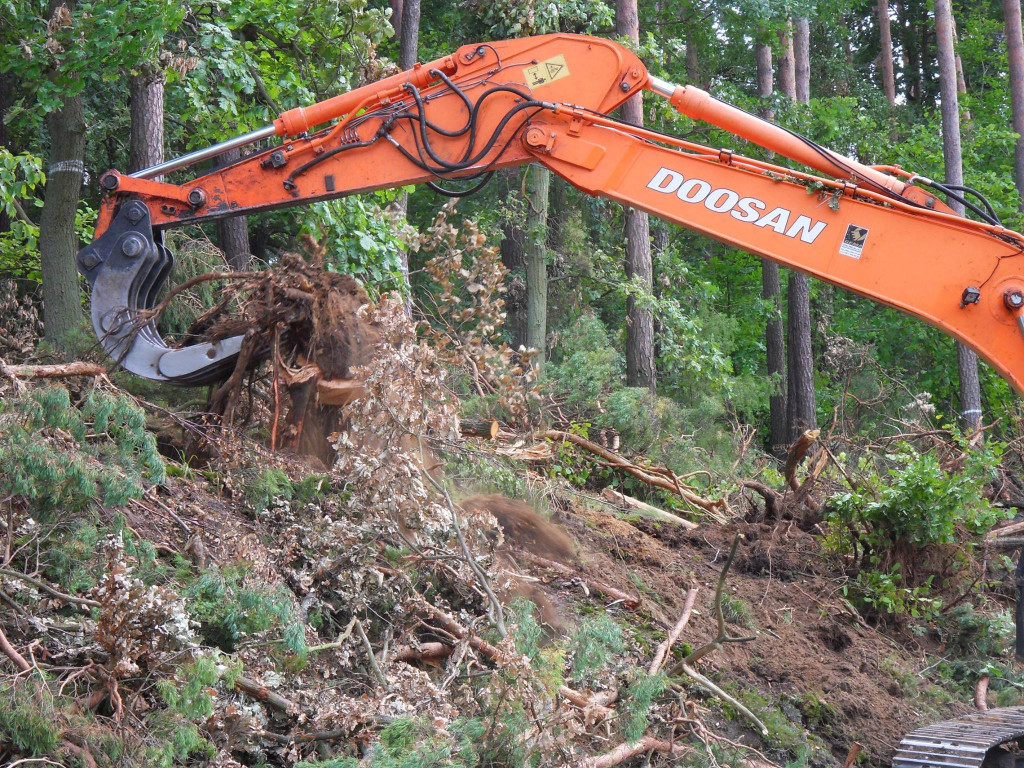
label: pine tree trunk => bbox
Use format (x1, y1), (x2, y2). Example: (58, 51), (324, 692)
(499, 169), (527, 350)
(524, 167), (550, 367)
(0, 73), (10, 234)
(618, 0), (656, 392)
(787, 17), (818, 440)
(685, 30), (702, 87)
(128, 65), (164, 177)
(778, 20), (796, 102)
(39, 2), (87, 351)
(756, 41), (787, 456)
(878, 0), (897, 106)
(935, 0), (983, 431)
(794, 17), (811, 103)
(216, 147), (251, 271)
(547, 175), (569, 253)
(390, 0), (420, 310)
(1005, 0), (1024, 209)
(389, 0), (403, 39)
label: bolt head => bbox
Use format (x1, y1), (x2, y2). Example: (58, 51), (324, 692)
(126, 202), (146, 223)
(101, 173), (119, 191)
(121, 234), (145, 258)
(620, 81), (630, 92)
(187, 188), (205, 207)
(1005, 289), (1024, 310)
(79, 249), (102, 269)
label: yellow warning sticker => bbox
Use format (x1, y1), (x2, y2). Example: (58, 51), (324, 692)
(523, 54), (570, 90)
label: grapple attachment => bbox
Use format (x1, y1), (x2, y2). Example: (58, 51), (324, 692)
(76, 200), (244, 385)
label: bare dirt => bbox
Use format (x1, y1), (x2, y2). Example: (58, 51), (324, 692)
(504, 500), (973, 767)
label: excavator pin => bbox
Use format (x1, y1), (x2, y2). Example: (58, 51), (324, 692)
(76, 201), (244, 385)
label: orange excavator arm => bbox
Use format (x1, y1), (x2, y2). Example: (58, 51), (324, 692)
(78, 33), (1024, 392)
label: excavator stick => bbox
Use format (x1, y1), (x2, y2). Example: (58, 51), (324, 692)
(76, 33), (646, 384)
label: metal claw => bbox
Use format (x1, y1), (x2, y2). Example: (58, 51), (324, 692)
(76, 202), (244, 385)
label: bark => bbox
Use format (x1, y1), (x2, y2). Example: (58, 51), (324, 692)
(0, 73), (10, 234)
(757, 42), (787, 456)
(778, 20), (796, 102)
(786, 274), (817, 439)
(392, 0), (420, 309)
(794, 17), (811, 104)
(499, 169), (527, 349)
(786, 17), (818, 442)
(878, 0), (897, 106)
(389, 0), (403, 39)
(617, 0), (656, 392)
(39, 6), (87, 350)
(216, 147), (252, 271)
(398, 0), (420, 71)
(1004, 0), (1024, 209)
(524, 166), (550, 365)
(128, 64), (164, 176)
(935, 0), (982, 431)
(685, 29), (701, 87)
(547, 175), (569, 252)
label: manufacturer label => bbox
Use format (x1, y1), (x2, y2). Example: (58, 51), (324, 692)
(839, 224), (869, 259)
(523, 55), (570, 90)
(645, 167), (829, 244)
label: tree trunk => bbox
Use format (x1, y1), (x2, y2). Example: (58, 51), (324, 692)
(878, 0), (897, 106)
(617, 0), (656, 392)
(39, 4), (87, 350)
(389, 0), (403, 39)
(787, 18), (818, 441)
(756, 42), (787, 456)
(0, 73), (10, 234)
(1005, 0), (1024, 210)
(685, 30), (701, 87)
(935, 0), (982, 431)
(216, 147), (251, 271)
(128, 65), (164, 177)
(779, 20), (796, 102)
(499, 169), (527, 350)
(547, 175), (569, 253)
(794, 17), (811, 104)
(524, 167), (550, 366)
(398, 0), (420, 71)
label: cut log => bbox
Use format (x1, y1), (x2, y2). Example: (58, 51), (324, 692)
(460, 419), (500, 439)
(601, 488), (698, 530)
(7, 362), (106, 379)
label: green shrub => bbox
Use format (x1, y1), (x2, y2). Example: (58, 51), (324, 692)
(619, 671), (666, 742)
(0, 680), (61, 754)
(569, 615), (624, 685)
(242, 467), (293, 513)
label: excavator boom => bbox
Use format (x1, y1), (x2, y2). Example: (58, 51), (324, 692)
(78, 32), (1024, 395)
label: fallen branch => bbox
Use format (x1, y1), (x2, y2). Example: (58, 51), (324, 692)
(669, 534), (754, 672)
(601, 488), (698, 530)
(0, 567), (101, 609)
(0, 624), (30, 672)
(5, 362), (106, 379)
(234, 674), (298, 714)
(460, 419), (500, 439)
(580, 735), (690, 768)
(542, 430), (728, 519)
(649, 587), (699, 676)
(412, 593), (614, 720)
(514, 550), (640, 609)
(677, 664), (768, 737)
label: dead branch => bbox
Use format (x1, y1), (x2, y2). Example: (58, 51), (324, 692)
(0, 624), (30, 672)
(988, 519), (1024, 540)
(580, 736), (691, 768)
(393, 641), (451, 662)
(5, 362), (106, 379)
(670, 534), (754, 671)
(146, 270), (252, 322)
(541, 430), (729, 519)
(0, 567), (100, 609)
(600, 488), (699, 530)
(842, 743), (863, 768)
(0, 356), (27, 394)
(740, 481), (782, 520)
(649, 587), (699, 676)
(234, 674), (298, 714)
(460, 419), (500, 439)
(513, 550), (641, 609)
(676, 664), (768, 737)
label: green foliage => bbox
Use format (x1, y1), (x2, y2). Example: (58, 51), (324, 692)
(0, 386), (164, 519)
(720, 593), (755, 629)
(0, 681), (61, 754)
(845, 567), (942, 621)
(619, 671), (666, 743)
(185, 562), (307, 661)
(568, 614), (624, 685)
(242, 467), (293, 513)
(334, 717), (482, 768)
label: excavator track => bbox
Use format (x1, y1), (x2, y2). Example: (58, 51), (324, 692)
(893, 707), (1024, 767)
